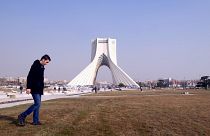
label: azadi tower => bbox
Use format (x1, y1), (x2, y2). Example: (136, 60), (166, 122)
(68, 38), (139, 87)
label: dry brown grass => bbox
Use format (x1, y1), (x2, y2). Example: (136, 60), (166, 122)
(0, 89), (210, 136)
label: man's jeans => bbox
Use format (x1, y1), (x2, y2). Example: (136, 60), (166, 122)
(21, 94), (41, 123)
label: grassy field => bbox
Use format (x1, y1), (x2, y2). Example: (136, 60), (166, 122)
(0, 89), (210, 136)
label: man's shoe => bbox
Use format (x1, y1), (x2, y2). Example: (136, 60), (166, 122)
(31, 122), (42, 125)
(18, 115), (25, 126)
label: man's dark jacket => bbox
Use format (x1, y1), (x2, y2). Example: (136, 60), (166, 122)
(27, 60), (45, 95)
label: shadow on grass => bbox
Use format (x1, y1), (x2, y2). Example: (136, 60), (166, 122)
(0, 114), (19, 126)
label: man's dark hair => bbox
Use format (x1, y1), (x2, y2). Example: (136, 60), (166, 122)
(41, 54), (51, 61)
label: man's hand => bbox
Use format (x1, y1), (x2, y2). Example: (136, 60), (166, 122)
(26, 89), (31, 94)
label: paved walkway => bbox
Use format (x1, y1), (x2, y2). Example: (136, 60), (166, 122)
(0, 91), (92, 109)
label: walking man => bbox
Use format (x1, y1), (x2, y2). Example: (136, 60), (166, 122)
(18, 54), (51, 126)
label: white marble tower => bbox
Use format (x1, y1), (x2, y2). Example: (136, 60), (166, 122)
(68, 38), (139, 87)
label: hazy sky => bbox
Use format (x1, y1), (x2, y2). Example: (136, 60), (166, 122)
(0, 0), (210, 82)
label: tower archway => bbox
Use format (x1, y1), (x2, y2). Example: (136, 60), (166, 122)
(68, 38), (139, 88)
